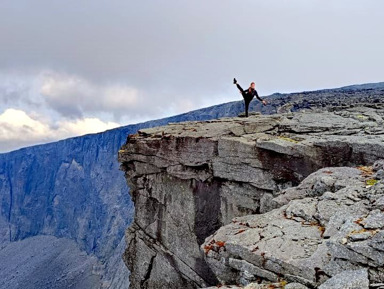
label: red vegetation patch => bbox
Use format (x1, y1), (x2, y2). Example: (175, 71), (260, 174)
(204, 240), (226, 255)
(354, 217), (364, 225)
(234, 229), (247, 235)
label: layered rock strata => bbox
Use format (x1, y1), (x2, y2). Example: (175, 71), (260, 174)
(118, 104), (384, 288)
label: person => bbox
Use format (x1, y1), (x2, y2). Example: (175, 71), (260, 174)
(233, 78), (267, 117)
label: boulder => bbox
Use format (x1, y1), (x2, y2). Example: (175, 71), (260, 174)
(202, 167), (384, 287)
(318, 269), (369, 289)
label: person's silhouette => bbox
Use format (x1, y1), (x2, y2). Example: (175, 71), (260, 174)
(234, 78), (266, 117)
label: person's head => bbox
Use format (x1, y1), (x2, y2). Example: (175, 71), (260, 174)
(250, 82), (255, 89)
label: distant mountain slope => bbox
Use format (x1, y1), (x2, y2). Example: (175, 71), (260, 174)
(0, 236), (101, 289)
(0, 82), (382, 288)
(339, 82), (384, 91)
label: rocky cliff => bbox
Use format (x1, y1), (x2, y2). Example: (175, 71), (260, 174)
(119, 103), (384, 288)
(1, 82), (383, 288)
(0, 104), (247, 289)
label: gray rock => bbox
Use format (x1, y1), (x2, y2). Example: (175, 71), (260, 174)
(202, 287), (242, 289)
(202, 170), (384, 287)
(203, 283), (307, 289)
(318, 269), (369, 289)
(373, 160), (384, 171)
(374, 169), (384, 180)
(285, 283), (309, 289)
(361, 210), (384, 229)
(119, 105), (384, 288)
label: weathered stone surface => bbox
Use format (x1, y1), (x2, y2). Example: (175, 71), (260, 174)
(202, 286), (242, 289)
(202, 167), (384, 287)
(202, 282), (309, 289)
(318, 269), (369, 289)
(285, 283), (309, 289)
(119, 105), (384, 288)
(373, 160), (384, 171)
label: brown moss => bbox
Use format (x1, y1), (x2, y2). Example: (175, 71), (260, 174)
(357, 166), (374, 177)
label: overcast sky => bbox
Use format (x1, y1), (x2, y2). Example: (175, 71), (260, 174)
(0, 0), (383, 152)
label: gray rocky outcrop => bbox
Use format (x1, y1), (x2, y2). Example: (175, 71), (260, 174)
(119, 104), (384, 288)
(202, 165), (384, 287)
(1, 83), (382, 288)
(318, 269), (369, 289)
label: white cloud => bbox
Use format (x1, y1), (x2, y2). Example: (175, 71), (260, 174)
(0, 69), (232, 152)
(56, 117), (120, 136)
(39, 71), (140, 119)
(37, 70), (225, 122)
(0, 1), (382, 152)
(0, 109), (49, 141)
(0, 108), (120, 152)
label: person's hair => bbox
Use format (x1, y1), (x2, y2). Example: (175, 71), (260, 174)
(250, 82), (255, 88)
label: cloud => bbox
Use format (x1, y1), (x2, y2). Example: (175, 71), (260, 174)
(0, 0), (383, 152)
(0, 109), (49, 141)
(1, 1), (383, 97)
(39, 71), (140, 119)
(0, 0), (382, 95)
(1, 70), (234, 123)
(0, 70), (236, 152)
(35, 70), (227, 122)
(56, 117), (120, 136)
(0, 108), (119, 152)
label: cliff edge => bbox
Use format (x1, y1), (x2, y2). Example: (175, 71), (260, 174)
(118, 104), (384, 288)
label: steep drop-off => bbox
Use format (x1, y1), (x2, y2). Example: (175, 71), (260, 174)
(119, 104), (384, 288)
(0, 83), (383, 288)
(0, 104), (244, 288)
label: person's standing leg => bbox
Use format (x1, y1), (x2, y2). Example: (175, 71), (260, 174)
(244, 99), (250, 117)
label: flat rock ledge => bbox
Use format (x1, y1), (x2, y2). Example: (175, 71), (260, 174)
(118, 104), (384, 289)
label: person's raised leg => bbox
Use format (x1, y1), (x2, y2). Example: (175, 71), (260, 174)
(234, 78), (244, 93)
(236, 83), (244, 93)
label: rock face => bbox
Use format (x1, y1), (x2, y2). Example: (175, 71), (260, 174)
(119, 104), (384, 288)
(0, 95), (264, 288)
(318, 269), (369, 289)
(203, 165), (384, 287)
(0, 83), (383, 288)
(0, 127), (135, 288)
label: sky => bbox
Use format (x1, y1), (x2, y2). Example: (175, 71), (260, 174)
(0, 0), (383, 152)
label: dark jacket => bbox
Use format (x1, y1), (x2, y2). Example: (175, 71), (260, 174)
(243, 87), (262, 102)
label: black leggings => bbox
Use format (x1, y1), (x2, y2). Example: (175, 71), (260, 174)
(236, 84), (252, 117)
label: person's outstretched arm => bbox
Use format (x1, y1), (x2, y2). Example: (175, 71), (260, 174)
(255, 90), (267, 105)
